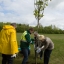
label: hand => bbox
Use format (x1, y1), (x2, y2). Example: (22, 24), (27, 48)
(11, 54), (16, 58)
(41, 45), (44, 49)
(30, 41), (32, 43)
(36, 48), (41, 53)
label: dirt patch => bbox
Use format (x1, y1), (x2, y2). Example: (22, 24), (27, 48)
(31, 63), (42, 64)
(26, 62), (43, 64)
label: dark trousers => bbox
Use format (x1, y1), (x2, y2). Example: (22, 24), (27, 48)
(39, 50), (43, 58)
(44, 49), (52, 64)
(21, 48), (30, 64)
(2, 54), (13, 64)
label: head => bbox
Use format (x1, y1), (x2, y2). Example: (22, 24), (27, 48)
(38, 35), (45, 42)
(29, 27), (34, 34)
(34, 31), (38, 36)
(34, 31), (39, 37)
(11, 23), (17, 28)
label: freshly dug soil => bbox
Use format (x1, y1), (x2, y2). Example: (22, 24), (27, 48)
(31, 63), (43, 64)
(27, 62), (43, 64)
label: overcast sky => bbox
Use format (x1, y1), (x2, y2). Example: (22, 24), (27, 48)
(0, 0), (64, 30)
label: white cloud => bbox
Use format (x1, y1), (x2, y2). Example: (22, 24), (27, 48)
(0, 0), (64, 30)
(56, 2), (64, 10)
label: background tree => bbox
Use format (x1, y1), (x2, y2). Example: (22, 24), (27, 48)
(0, 22), (64, 34)
(34, 0), (52, 31)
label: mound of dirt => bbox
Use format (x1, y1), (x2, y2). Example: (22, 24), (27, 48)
(27, 62), (43, 64)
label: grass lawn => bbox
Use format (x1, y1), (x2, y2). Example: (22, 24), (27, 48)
(0, 33), (64, 64)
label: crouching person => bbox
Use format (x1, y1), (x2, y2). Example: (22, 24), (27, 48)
(36, 35), (54, 64)
(0, 23), (18, 64)
(34, 32), (44, 60)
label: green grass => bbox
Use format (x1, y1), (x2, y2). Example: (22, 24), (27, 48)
(0, 34), (64, 64)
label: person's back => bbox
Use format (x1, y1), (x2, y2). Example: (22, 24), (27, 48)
(45, 37), (54, 50)
(0, 24), (18, 54)
(0, 23), (18, 64)
(20, 30), (30, 49)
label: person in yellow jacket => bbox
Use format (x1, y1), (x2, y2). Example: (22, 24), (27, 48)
(0, 23), (18, 64)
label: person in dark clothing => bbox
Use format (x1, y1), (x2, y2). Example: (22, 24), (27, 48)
(34, 31), (44, 60)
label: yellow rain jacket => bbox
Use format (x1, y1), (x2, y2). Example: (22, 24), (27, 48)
(0, 25), (18, 54)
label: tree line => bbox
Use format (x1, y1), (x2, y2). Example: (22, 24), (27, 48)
(0, 22), (64, 34)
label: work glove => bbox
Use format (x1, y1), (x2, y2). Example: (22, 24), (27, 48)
(36, 48), (41, 53)
(30, 41), (32, 44)
(18, 47), (21, 51)
(41, 45), (44, 49)
(36, 45), (44, 53)
(11, 54), (16, 58)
